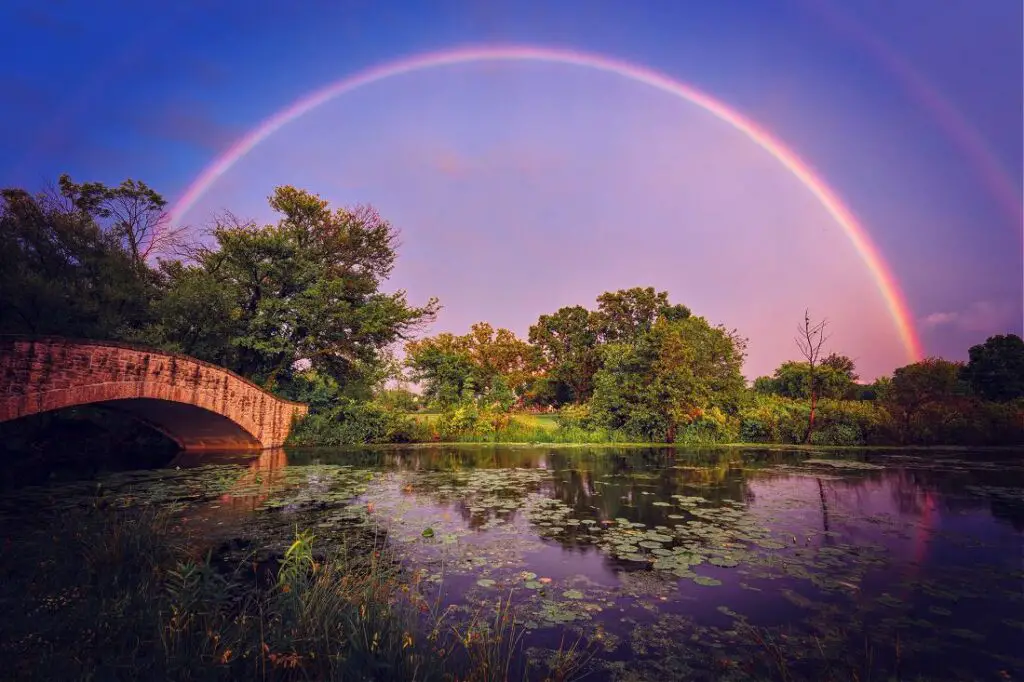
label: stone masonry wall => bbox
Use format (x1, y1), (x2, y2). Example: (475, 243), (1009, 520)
(0, 337), (308, 449)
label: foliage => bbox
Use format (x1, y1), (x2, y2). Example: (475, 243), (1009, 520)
(593, 286), (691, 342)
(153, 187), (438, 393)
(528, 305), (602, 403)
(962, 334), (1024, 402)
(57, 173), (181, 262)
(374, 387), (421, 412)
(0, 186), (158, 339)
(883, 358), (968, 443)
(589, 316), (746, 442)
(405, 322), (537, 407)
(754, 354), (858, 401)
(555, 403), (596, 431)
(288, 398), (420, 445)
(739, 395), (810, 444)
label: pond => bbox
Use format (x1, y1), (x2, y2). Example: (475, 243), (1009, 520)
(2, 445), (1022, 680)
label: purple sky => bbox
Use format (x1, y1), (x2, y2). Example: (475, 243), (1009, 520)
(1, 0), (1020, 381)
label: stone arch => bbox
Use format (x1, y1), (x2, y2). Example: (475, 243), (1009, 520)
(0, 337), (308, 451)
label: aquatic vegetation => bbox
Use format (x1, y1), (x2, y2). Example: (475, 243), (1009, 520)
(2, 445), (1022, 681)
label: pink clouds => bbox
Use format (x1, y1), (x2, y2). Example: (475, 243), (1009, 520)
(921, 300), (1020, 335)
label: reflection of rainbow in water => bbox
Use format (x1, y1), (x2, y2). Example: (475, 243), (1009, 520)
(168, 45), (924, 362)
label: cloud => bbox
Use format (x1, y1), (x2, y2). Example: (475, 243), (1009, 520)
(136, 103), (241, 155)
(921, 300), (1020, 333)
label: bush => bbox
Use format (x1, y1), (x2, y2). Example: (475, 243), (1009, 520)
(738, 395), (809, 443)
(678, 407), (738, 445)
(555, 403), (595, 431)
(289, 399), (420, 446)
(813, 399), (895, 445)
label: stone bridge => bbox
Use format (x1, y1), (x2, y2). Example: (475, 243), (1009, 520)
(0, 337), (308, 451)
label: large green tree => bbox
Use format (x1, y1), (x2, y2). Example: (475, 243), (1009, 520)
(593, 286), (691, 343)
(590, 316), (746, 442)
(961, 334), (1024, 402)
(153, 187), (438, 395)
(528, 305), (602, 403)
(884, 358), (968, 442)
(405, 322), (536, 408)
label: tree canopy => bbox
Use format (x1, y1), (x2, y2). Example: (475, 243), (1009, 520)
(961, 334), (1024, 402)
(589, 315), (746, 442)
(150, 187), (439, 395)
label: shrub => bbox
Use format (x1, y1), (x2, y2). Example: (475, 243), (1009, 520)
(678, 407), (738, 445)
(555, 403), (595, 431)
(289, 399), (420, 446)
(738, 395), (808, 443)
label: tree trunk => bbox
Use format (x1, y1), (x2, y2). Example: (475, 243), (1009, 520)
(804, 390), (818, 444)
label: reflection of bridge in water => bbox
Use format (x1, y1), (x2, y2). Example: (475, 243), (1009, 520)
(0, 337), (307, 451)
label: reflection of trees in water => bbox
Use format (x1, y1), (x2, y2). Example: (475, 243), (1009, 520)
(790, 458), (1024, 532)
(888, 465), (1024, 531)
(229, 446), (1024, 534)
(542, 450), (755, 528)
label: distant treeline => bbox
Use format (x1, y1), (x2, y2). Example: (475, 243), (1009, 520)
(2, 176), (1021, 449)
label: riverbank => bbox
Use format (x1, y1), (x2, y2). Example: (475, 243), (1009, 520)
(0, 505), (584, 681)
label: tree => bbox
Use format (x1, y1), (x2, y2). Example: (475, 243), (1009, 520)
(795, 310), (829, 443)
(755, 354), (858, 401)
(0, 185), (157, 339)
(594, 287), (691, 343)
(462, 322), (539, 396)
(590, 316), (746, 442)
(961, 334), (1024, 402)
(884, 358), (968, 442)
(404, 334), (478, 407)
(57, 174), (185, 263)
(528, 305), (602, 403)
(405, 322), (537, 408)
(153, 187), (439, 395)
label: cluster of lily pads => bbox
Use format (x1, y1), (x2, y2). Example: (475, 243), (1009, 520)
(522, 493), (793, 587)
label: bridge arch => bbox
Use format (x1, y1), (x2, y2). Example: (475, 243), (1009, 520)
(0, 337), (308, 451)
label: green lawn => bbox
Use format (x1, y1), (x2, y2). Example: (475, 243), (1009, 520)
(512, 413), (559, 431)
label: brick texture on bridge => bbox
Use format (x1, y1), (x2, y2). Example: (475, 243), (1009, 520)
(0, 337), (308, 451)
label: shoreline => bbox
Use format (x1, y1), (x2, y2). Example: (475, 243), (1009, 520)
(284, 441), (1024, 453)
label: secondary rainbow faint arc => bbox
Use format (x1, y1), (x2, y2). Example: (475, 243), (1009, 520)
(168, 44), (924, 361)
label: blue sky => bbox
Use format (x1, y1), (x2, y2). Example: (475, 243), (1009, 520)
(1, 0), (1020, 380)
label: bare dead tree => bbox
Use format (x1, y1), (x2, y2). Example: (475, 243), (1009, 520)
(795, 309), (830, 443)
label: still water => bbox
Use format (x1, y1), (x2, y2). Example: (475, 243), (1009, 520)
(3, 446), (1023, 680)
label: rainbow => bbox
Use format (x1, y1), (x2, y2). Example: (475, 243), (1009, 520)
(803, 0), (1023, 234)
(168, 44), (924, 361)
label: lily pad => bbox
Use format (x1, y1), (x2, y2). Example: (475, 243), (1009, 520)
(693, 575), (722, 587)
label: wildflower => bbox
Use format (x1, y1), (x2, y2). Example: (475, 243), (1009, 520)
(403, 632), (414, 649)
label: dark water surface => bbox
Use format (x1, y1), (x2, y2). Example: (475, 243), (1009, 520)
(3, 446), (1022, 680)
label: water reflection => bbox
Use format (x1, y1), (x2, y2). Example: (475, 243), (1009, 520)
(4, 445), (1022, 680)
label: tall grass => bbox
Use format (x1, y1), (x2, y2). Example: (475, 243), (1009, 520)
(0, 507), (592, 681)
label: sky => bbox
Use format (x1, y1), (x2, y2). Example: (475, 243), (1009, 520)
(1, 0), (1021, 381)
